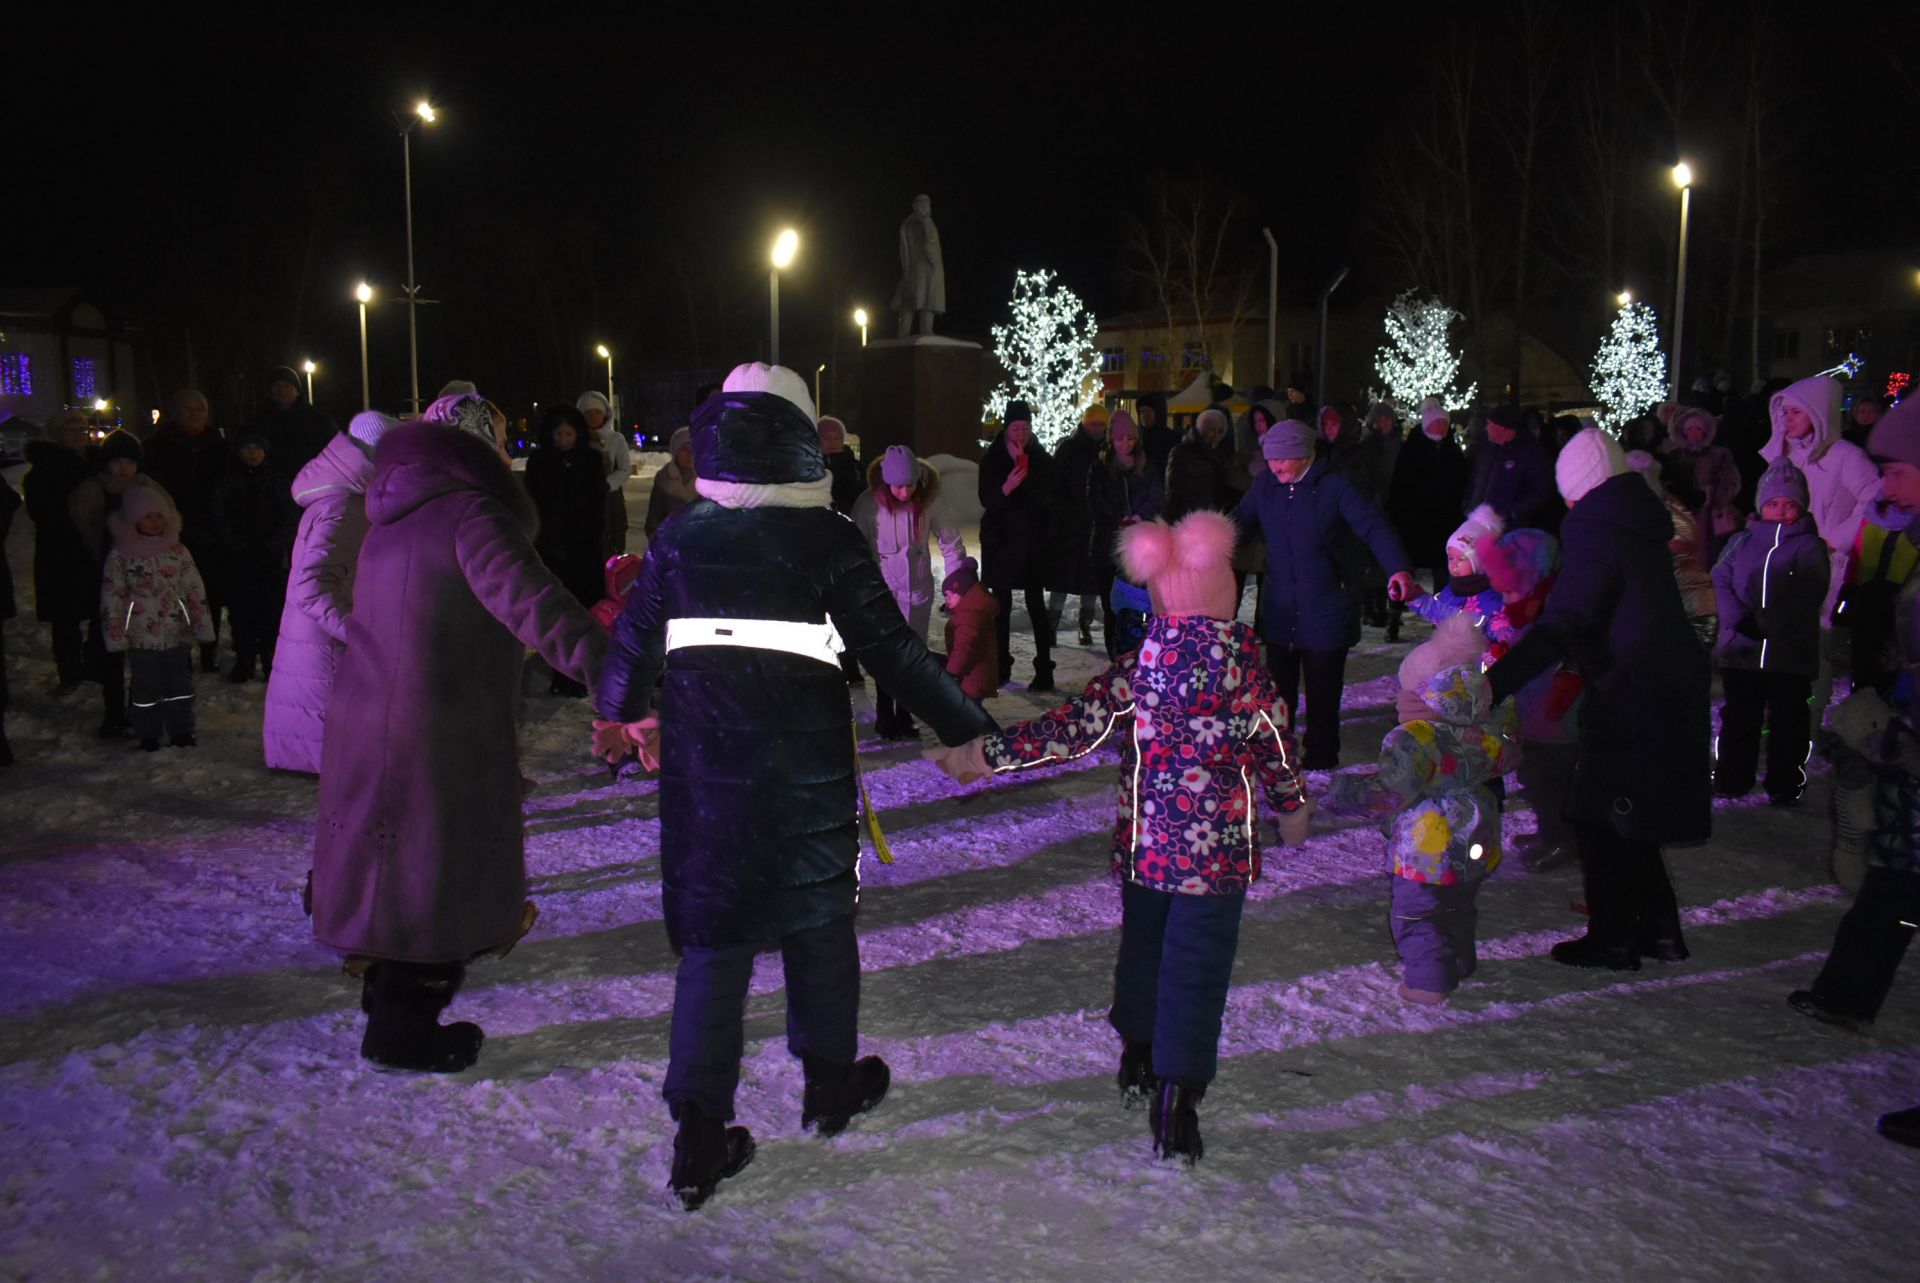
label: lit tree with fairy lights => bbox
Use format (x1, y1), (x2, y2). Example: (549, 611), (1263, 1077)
(983, 269), (1101, 449)
(1589, 300), (1668, 434)
(1372, 290), (1477, 415)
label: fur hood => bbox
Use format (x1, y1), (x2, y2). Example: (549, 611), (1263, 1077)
(365, 420), (536, 533)
(865, 454), (943, 513)
(1667, 405), (1721, 453)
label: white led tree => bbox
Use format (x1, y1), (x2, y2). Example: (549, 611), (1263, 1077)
(1372, 290), (1477, 415)
(1589, 301), (1669, 434)
(983, 269), (1102, 449)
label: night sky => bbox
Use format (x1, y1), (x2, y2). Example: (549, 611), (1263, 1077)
(15, 6), (1916, 420)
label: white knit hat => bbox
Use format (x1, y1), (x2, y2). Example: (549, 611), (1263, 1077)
(1556, 427), (1627, 504)
(1446, 504), (1505, 572)
(1420, 398), (1449, 433)
(347, 410), (399, 455)
(576, 390), (612, 419)
(720, 362), (817, 425)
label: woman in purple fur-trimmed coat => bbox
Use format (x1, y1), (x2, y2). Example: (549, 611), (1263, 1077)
(311, 396), (604, 1072)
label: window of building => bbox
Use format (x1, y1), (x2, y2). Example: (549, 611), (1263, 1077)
(0, 353), (29, 396)
(72, 357), (97, 399)
(1771, 330), (1800, 361)
(1179, 342), (1209, 371)
(1100, 346), (1127, 374)
(1827, 325), (1871, 356)
(1139, 346), (1167, 370)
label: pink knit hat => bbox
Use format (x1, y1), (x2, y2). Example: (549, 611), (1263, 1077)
(1119, 511), (1239, 618)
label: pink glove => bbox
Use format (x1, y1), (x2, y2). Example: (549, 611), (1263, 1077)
(922, 738), (991, 784)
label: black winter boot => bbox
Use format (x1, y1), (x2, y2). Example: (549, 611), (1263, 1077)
(669, 1103), (756, 1211)
(800, 1054), (892, 1137)
(1150, 1081), (1205, 1167)
(199, 641), (220, 675)
(1029, 660), (1056, 694)
(1549, 933), (1641, 971)
(227, 654), (256, 684)
(359, 961), (484, 1072)
(1878, 1105), (1920, 1148)
(1117, 1041), (1157, 1110)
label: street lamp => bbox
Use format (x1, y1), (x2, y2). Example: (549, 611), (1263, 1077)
(769, 228), (799, 367)
(595, 343), (615, 412)
(302, 359), (317, 404)
(1616, 290), (1633, 306)
(1670, 161), (1693, 400)
(815, 363), (826, 415)
(399, 99), (438, 415)
(853, 307), (869, 347)
(355, 282), (374, 413)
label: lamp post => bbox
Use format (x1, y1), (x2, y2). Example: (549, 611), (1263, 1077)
(355, 282), (373, 413)
(769, 228), (799, 367)
(595, 343), (614, 417)
(302, 359), (317, 405)
(815, 363), (826, 415)
(853, 307), (868, 348)
(1261, 226), (1279, 388)
(1670, 161), (1693, 401)
(400, 100), (437, 415)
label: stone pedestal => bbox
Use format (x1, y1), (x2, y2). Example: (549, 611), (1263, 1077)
(855, 336), (986, 463)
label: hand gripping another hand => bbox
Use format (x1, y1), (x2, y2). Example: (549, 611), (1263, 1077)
(591, 715), (662, 771)
(922, 737), (991, 785)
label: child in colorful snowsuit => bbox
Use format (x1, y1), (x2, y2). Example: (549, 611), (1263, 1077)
(950, 511), (1312, 1166)
(1405, 504), (1507, 631)
(101, 485), (215, 750)
(1331, 613), (1518, 1004)
(1711, 458), (1830, 806)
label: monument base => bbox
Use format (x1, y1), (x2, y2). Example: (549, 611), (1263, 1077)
(855, 336), (986, 462)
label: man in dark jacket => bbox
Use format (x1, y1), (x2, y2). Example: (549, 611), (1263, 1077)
(1235, 420), (1415, 768)
(241, 365), (337, 479)
(596, 363), (998, 1210)
(21, 410), (97, 691)
(1487, 427), (1712, 971)
(818, 415), (865, 516)
(1387, 399), (1470, 639)
(1046, 404), (1110, 645)
(212, 432), (297, 682)
(144, 389), (230, 672)
(1464, 404), (1561, 531)
(1137, 392), (1177, 477)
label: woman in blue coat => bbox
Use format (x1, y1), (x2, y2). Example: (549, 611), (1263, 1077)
(1233, 420), (1415, 768)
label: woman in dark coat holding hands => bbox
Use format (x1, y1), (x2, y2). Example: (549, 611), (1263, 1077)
(978, 402), (1058, 691)
(594, 363), (998, 1209)
(1486, 428), (1712, 970)
(1234, 420), (1416, 768)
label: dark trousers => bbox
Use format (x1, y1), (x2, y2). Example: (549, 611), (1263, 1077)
(1108, 881), (1246, 1089)
(873, 685), (916, 736)
(50, 618), (88, 688)
(988, 581), (1055, 682)
(605, 487), (629, 555)
(1515, 739), (1578, 849)
(1391, 877), (1481, 992)
(128, 647), (196, 741)
(1576, 821), (1686, 951)
(663, 913), (860, 1122)
(1811, 866), (1920, 1023)
(82, 615), (125, 724)
(1715, 668), (1813, 799)
(227, 560), (289, 667)
(1266, 646), (1349, 766)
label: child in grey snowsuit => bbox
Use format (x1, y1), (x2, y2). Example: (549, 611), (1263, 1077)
(1711, 457), (1830, 805)
(1331, 613), (1518, 1004)
(102, 485), (215, 750)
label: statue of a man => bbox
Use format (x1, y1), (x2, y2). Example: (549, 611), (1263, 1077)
(891, 194), (945, 338)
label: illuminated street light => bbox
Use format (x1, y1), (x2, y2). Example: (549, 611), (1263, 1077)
(769, 228), (800, 366)
(1617, 290), (1632, 306)
(301, 359), (317, 403)
(398, 100), (439, 414)
(595, 343), (615, 410)
(1670, 161), (1694, 399)
(853, 307), (869, 347)
(354, 282), (374, 412)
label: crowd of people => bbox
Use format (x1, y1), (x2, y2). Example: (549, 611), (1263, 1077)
(4, 355), (1919, 1209)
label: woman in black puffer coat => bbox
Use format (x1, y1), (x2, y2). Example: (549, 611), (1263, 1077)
(977, 403), (1058, 690)
(597, 363), (998, 1207)
(524, 404), (609, 606)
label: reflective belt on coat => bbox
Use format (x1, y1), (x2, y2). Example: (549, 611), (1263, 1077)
(662, 616), (895, 864)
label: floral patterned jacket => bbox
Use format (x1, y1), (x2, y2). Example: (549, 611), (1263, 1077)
(1330, 665), (1518, 885)
(102, 545), (215, 652)
(981, 614), (1307, 895)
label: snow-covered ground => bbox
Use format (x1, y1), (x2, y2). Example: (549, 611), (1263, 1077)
(2, 474), (1917, 1281)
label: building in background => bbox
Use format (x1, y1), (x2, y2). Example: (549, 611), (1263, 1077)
(0, 289), (144, 434)
(1760, 250), (1920, 404)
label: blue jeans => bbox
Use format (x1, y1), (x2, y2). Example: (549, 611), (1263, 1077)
(1390, 877), (1481, 992)
(1108, 881), (1246, 1089)
(663, 913), (860, 1121)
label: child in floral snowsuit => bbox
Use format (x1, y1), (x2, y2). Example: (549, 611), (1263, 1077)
(1331, 613), (1518, 1005)
(959, 511), (1310, 1167)
(102, 485), (214, 750)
